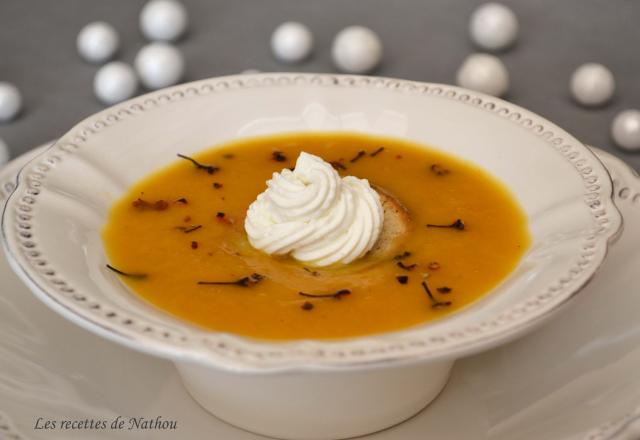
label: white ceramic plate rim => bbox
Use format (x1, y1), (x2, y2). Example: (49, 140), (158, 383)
(0, 73), (623, 373)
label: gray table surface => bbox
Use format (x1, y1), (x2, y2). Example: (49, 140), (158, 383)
(1, 0), (639, 171)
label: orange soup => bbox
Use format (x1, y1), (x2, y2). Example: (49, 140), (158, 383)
(102, 132), (530, 340)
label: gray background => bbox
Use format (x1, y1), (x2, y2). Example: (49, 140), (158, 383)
(1, 0), (639, 170)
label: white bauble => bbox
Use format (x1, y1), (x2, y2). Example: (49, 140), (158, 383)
(77, 21), (119, 63)
(140, 0), (188, 42)
(0, 82), (22, 122)
(135, 43), (185, 89)
(470, 3), (518, 51)
(94, 62), (138, 105)
(331, 26), (382, 74)
(271, 22), (313, 63)
(456, 53), (509, 97)
(611, 110), (640, 151)
(570, 63), (615, 107)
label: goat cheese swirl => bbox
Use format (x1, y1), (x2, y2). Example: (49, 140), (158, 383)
(244, 152), (384, 266)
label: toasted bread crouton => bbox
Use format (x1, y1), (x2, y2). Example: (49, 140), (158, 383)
(370, 187), (411, 258)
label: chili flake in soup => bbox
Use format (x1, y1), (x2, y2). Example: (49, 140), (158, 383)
(102, 132), (530, 340)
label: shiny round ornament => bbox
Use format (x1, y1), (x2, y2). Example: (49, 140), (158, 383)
(0, 82), (22, 123)
(140, 0), (188, 42)
(570, 63), (615, 107)
(93, 62), (138, 105)
(331, 26), (383, 73)
(0, 138), (8, 166)
(134, 43), (185, 90)
(456, 53), (509, 97)
(611, 110), (640, 151)
(271, 22), (313, 64)
(470, 3), (518, 51)
(76, 21), (120, 64)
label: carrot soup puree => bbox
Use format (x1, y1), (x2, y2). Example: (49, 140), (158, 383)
(102, 132), (530, 340)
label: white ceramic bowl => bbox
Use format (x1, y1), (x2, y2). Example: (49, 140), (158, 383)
(1, 74), (622, 439)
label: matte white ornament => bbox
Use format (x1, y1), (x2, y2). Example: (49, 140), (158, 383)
(140, 0), (188, 42)
(93, 62), (138, 105)
(470, 3), (518, 51)
(611, 110), (640, 151)
(134, 43), (185, 90)
(456, 53), (509, 97)
(0, 138), (8, 166)
(76, 22), (119, 64)
(0, 82), (22, 122)
(570, 63), (615, 107)
(331, 26), (383, 73)
(271, 22), (313, 64)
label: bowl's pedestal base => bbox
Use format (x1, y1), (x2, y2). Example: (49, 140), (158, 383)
(175, 360), (453, 440)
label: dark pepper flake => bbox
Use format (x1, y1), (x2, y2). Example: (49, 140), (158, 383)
(330, 161), (347, 171)
(177, 154), (219, 174)
(303, 267), (320, 276)
(370, 147), (385, 157)
(198, 273), (265, 287)
(222, 153), (235, 159)
(396, 261), (417, 271)
(216, 211), (233, 225)
(183, 215), (191, 223)
(191, 241), (199, 249)
(272, 151), (287, 162)
(215, 211), (234, 225)
(131, 198), (148, 209)
(299, 289), (351, 300)
(301, 301), (314, 311)
(106, 264), (147, 280)
(175, 197), (188, 204)
(175, 224), (202, 233)
(393, 251), (412, 261)
(426, 219), (465, 230)
(132, 198), (169, 211)
(213, 182), (223, 189)
(430, 164), (450, 176)
(421, 280), (434, 299)
(437, 286), (452, 294)
(396, 275), (409, 284)
(421, 280), (452, 309)
(349, 150), (366, 163)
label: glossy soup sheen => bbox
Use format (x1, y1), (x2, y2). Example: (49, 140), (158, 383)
(102, 132), (530, 340)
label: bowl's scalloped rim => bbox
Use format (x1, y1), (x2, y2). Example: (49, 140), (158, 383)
(0, 73), (624, 373)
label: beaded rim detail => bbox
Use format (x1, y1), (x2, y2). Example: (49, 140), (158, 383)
(0, 73), (623, 371)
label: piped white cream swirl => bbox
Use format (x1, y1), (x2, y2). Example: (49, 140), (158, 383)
(245, 152), (384, 266)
